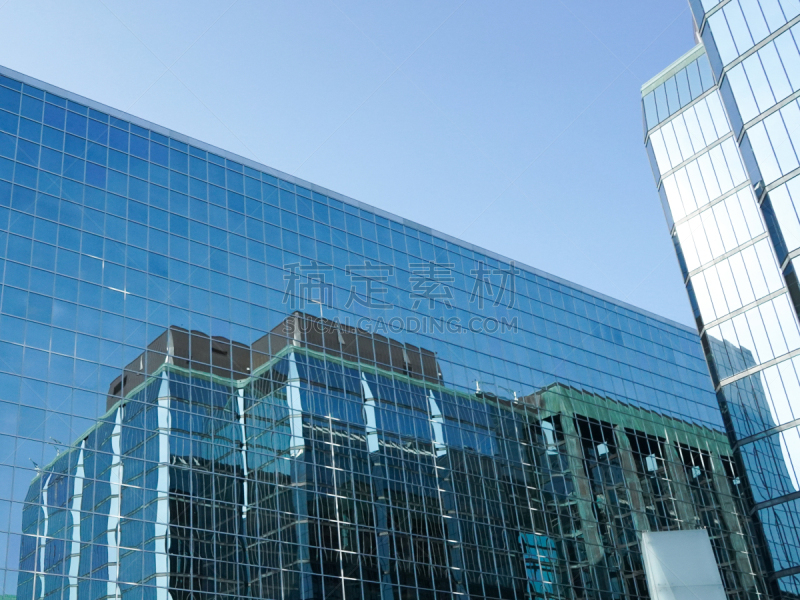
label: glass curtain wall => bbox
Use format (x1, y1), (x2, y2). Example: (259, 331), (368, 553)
(643, 2), (800, 592)
(0, 64), (766, 600)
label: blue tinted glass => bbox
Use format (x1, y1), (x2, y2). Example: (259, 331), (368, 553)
(0, 66), (765, 600)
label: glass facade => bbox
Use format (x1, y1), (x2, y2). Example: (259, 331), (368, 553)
(643, 1), (800, 595)
(0, 63), (764, 600)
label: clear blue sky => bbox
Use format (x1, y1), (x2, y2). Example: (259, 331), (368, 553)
(0, 0), (698, 325)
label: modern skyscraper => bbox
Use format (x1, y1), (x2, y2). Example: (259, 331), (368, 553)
(0, 63), (763, 600)
(642, 1), (800, 595)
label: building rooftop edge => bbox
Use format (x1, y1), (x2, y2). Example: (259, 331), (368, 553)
(641, 44), (706, 97)
(0, 63), (697, 335)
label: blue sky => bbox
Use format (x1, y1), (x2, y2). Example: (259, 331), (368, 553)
(0, 0), (698, 325)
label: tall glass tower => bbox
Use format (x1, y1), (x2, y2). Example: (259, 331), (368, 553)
(643, 1), (800, 595)
(0, 63), (767, 600)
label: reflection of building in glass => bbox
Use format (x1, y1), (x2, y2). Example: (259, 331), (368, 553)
(18, 314), (764, 600)
(642, 6), (800, 591)
(525, 383), (761, 599)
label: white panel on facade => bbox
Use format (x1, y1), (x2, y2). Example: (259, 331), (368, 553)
(641, 530), (726, 600)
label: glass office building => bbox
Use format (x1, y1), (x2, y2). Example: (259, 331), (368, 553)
(642, 0), (800, 595)
(0, 63), (764, 600)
